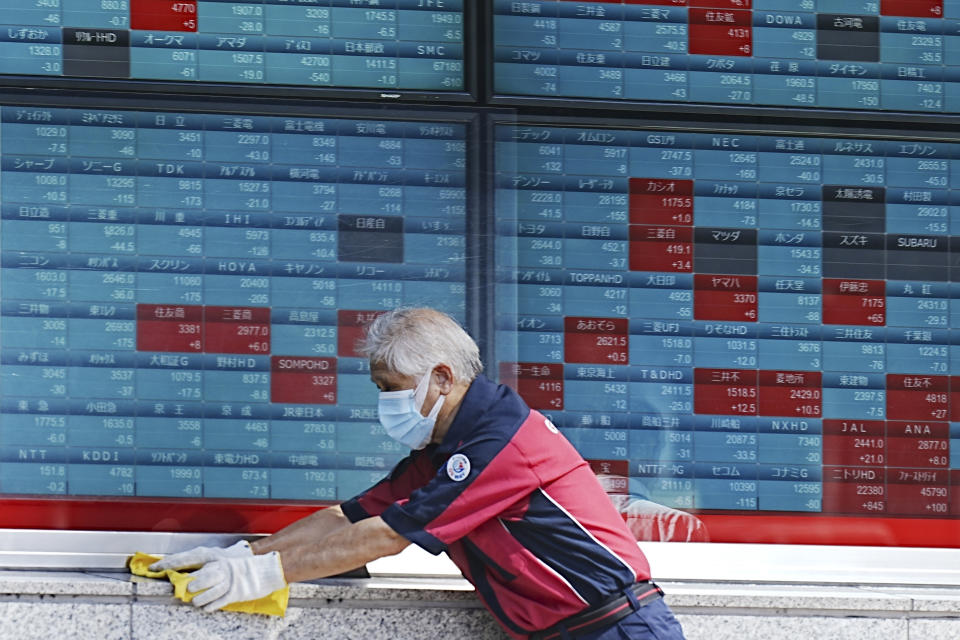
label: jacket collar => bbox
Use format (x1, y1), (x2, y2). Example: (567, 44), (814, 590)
(436, 374), (496, 455)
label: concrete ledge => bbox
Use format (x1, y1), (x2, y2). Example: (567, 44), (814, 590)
(3, 570), (960, 639)
(0, 570), (502, 640)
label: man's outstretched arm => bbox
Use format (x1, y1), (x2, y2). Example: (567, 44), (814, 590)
(251, 504), (352, 557)
(263, 513), (409, 583)
(167, 508), (411, 612)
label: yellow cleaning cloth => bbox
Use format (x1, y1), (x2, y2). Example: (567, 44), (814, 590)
(128, 552), (289, 617)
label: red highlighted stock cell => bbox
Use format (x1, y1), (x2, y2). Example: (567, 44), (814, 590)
(136, 304), (204, 352)
(822, 279), (886, 326)
(880, 1), (944, 18)
(564, 317), (629, 365)
(694, 368), (757, 415)
(629, 225), (693, 273)
(886, 420), (950, 469)
(629, 178), (694, 226)
(337, 309), (385, 357)
(270, 356), (337, 404)
(499, 362), (564, 411)
(887, 374), (949, 421)
(688, 7), (752, 57)
(130, 0), (198, 31)
(758, 370), (822, 418)
(204, 306), (271, 355)
(693, 274), (758, 322)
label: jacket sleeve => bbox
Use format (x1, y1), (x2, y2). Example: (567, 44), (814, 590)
(340, 451), (438, 522)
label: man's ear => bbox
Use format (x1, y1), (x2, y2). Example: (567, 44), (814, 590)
(433, 363), (455, 394)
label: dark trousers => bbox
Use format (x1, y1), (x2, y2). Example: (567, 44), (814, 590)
(560, 594), (686, 640)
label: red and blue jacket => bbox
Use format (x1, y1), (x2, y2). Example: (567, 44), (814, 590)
(341, 375), (651, 638)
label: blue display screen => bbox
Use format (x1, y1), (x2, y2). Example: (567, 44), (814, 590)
(1, 0), (465, 92)
(494, 121), (960, 517)
(493, 0), (960, 113)
(0, 103), (468, 501)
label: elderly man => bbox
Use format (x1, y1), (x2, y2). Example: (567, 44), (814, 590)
(151, 307), (687, 640)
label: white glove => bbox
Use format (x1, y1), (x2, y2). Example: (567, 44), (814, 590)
(148, 539), (252, 572)
(187, 552), (287, 612)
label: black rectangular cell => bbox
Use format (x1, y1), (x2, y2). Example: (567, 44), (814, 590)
(886, 234), (948, 281)
(948, 237), (960, 282)
(816, 14), (880, 62)
(693, 227), (757, 275)
(338, 215), (404, 263)
(822, 231), (885, 279)
(822, 185), (885, 232)
(62, 28), (130, 78)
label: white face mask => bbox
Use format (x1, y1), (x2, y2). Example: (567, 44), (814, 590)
(377, 368), (445, 450)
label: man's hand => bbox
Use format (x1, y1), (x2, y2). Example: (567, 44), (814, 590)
(148, 540), (252, 572)
(187, 552), (287, 612)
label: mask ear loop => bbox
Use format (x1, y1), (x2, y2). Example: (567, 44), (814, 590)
(414, 364), (446, 418)
(413, 365), (433, 406)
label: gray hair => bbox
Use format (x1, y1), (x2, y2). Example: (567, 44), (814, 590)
(357, 307), (483, 381)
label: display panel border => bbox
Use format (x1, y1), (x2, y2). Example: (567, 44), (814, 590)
(489, 109), (960, 549)
(0, 3), (481, 105)
(488, 109), (960, 153)
(0, 89), (490, 534)
(8, 527), (960, 588)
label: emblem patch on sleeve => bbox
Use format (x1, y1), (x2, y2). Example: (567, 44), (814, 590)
(446, 453), (471, 481)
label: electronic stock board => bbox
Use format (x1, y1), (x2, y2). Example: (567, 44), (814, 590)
(493, 117), (960, 545)
(1, 1), (467, 96)
(489, 1), (960, 545)
(0, 102), (469, 521)
(7, 1), (960, 546)
(494, 0), (960, 113)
